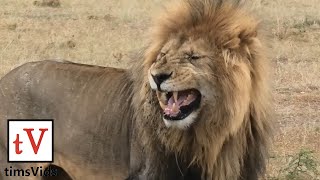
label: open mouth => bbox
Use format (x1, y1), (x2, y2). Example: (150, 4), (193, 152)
(156, 89), (201, 121)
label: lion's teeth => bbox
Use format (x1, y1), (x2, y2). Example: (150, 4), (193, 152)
(173, 91), (178, 102)
(156, 91), (161, 99)
(159, 101), (166, 110)
(172, 103), (179, 112)
(186, 94), (192, 102)
(183, 94), (193, 105)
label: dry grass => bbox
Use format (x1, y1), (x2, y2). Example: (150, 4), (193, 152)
(0, 0), (319, 179)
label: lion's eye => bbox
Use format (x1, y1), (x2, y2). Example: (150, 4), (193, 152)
(160, 52), (166, 57)
(157, 52), (166, 60)
(190, 55), (201, 60)
(185, 53), (201, 60)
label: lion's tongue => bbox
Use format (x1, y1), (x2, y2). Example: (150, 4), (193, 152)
(164, 92), (196, 117)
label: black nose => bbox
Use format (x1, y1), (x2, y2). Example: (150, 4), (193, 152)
(152, 72), (172, 90)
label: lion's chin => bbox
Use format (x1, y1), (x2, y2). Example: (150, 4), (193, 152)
(163, 111), (199, 129)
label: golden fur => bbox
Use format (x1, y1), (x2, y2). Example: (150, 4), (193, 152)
(130, 0), (272, 179)
(0, 0), (272, 179)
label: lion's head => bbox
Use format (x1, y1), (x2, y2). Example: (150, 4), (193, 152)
(132, 0), (272, 178)
(144, 0), (268, 130)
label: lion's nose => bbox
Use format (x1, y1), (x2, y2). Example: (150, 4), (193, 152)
(151, 72), (172, 89)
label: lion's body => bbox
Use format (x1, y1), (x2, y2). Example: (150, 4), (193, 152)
(0, 61), (134, 179)
(0, 0), (272, 180)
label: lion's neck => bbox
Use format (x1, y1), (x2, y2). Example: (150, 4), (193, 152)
(154, 112), (252, 179)
(132, 81), (267, 179)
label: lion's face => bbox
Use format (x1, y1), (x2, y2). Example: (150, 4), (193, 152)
(148, 37), (222, 129)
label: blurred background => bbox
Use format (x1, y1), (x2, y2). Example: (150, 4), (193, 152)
(0, 0), (319, 179)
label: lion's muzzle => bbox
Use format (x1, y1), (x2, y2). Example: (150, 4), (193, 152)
(156, 89), (201, 121)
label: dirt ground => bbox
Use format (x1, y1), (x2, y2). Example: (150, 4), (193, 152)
(0, 0), (319, 179)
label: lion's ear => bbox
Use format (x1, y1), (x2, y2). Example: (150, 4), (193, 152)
(238, 28), (259, 56)
(239, 29), (258, 44)
(223, 25), (258, 49)
(222, 26), (259, 64)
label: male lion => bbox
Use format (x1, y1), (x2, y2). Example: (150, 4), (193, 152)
(0, 0), (272, 179)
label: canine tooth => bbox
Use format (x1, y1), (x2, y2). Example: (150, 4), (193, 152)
(156, 91), (161, 99)
(173, 91), (178, 102)
(172, 103), (179, 112)
(159, 101), (166, 110)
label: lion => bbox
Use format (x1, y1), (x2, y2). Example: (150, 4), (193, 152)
(0, 0), (272, 180)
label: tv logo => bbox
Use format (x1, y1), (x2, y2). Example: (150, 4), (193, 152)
(7, 120), (53, 162)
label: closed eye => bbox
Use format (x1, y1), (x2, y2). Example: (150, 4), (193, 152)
(184, 52), (202, 60)
(160, 52), (166, 57)
(190, 55), (201, 60)
(157, 52), (166, 60)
